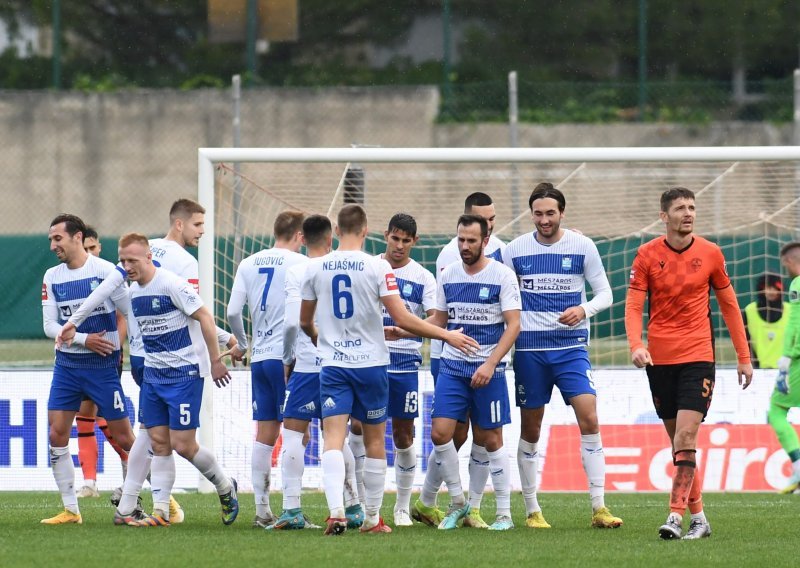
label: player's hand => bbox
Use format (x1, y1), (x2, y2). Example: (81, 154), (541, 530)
(211, 359), (232, 388)
(776, 370), (790, 395)
(384, 326), (407, 341)
(558, 306), (586, 327)
(778, 356), (791, 373)
(470, 361), (496, 389)
(283, 362), (295, 383)
(737, 362), (753, 390)
(56, 322), (77, 349)
(221, 345), (246, 367)
(85, 332), (115, 356)
(631, 347), (652, 368)
(444, 328), (479, 356)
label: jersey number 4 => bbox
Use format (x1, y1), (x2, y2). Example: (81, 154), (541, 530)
(332, 275), (354, 319)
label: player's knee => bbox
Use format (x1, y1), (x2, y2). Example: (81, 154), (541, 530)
(431, 428), (453, 447)
(48, 427), (70, 448)
(478, 429), (502, 452)
(172, 438), (199, 460)
(393, 428), (414, 449)
(672, 428), (698, 451)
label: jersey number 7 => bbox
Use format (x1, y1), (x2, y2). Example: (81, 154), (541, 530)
(259, 267), (275, 311)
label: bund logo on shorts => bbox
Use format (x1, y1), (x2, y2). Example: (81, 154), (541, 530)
(366, 407), (386, 419)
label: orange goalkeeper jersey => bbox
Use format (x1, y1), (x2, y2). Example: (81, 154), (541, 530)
(626, 235), (748, 365)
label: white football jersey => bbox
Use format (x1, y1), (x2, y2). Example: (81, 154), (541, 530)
(284, 261), (320, 373)
(301, 250), (399, 368)
(378, 255), (436, 372)
(431, 234), (506, 358)
(436, 258), (520, 376)
(148, 238), (199, 293)
(130, 268), (205, 384)
(229, 247), (307, 362)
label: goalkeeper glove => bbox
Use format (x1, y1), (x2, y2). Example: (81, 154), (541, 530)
(776, 370), (790, 395)
(778, 356), (792, 373)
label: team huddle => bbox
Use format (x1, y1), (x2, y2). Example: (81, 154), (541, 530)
(42, 184), (759, 540)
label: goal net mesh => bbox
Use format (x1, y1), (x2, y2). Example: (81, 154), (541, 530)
(205, 158), (800, 493)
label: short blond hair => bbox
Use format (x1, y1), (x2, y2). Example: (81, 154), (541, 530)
(118, 232), (150, 249)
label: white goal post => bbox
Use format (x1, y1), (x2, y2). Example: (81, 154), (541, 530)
(194, 146), (800, 494)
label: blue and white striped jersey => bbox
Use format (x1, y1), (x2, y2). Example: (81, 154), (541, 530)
(378, 256), (437, 373)
(43, 254), (128, 369)
(503, 230), (613, 351)
(130, 268), (205, 384)
(228, 247), (307, 363)
(436, 259), (521, 377)
(283, 260), (321, 374)
(431, 235), (506, 359)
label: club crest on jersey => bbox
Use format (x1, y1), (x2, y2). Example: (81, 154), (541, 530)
(791, 290), (799, 302)
(479, 287), (490, 300)
(691, 258), (703, 272)
(385, 273), (398, 291)
(90, 279), (99, 290)
(60, 306), (72, 318)
(402, 282), (413, 297)
(522, 279), (534, 290)
(561, 257), (572, 271)
(151, 298), (161, 311)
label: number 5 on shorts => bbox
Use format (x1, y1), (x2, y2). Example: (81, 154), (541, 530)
(180, 403), (191, 426)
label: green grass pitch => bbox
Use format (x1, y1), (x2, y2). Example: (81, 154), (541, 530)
(2, 491), (797, 567)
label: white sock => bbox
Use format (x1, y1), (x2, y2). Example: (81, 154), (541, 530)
(468, 443), (489, 510)
(434, 440), (464, 506)
(517, 439), (541, 514)
(793, 458), (800, 478)
(581, 433), (606, 511)
(394, 445), (416, 512)
(190, 446), (232, 495)
(321, 449), (346, 518)
(421, 450), (442, 508)
(84, 479), (97, 490)
(364, 457), (387, 522)
(349, 434), (366, 506)
(281, 430), (305, 510)
(342, 439), (360, 508)
(488, 447), (511, 517)
(252, 441), (274, 517)
(118, 429), (152, 515)
(691, 510), (707, 523)
(150, 454), (175, 519)
(50, 446), (79, 515)
(121, 459), (128, 480)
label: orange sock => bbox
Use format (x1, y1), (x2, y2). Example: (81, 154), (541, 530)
(669, 449), (696, 516)
(76, 415), (98, 482)
(98, 418), (129, 462)
(688, 462), (704, 515)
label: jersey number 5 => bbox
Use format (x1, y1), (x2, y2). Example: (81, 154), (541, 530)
(332, 275), (354, 319)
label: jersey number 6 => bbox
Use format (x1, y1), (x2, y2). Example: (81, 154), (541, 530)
(332, 275), (354, 319)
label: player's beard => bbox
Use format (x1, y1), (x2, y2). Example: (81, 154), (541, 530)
(461, 247), (483, 266)
(536, 221), (559, 238)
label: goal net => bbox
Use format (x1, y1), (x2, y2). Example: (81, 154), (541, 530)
(197, 147), (800, 494)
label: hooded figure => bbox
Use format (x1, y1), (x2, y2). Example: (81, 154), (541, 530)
(742, 272), (790, 368)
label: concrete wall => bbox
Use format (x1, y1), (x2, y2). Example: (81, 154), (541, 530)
(0, 86), (793, 237)
(0, 87), (439, 235)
